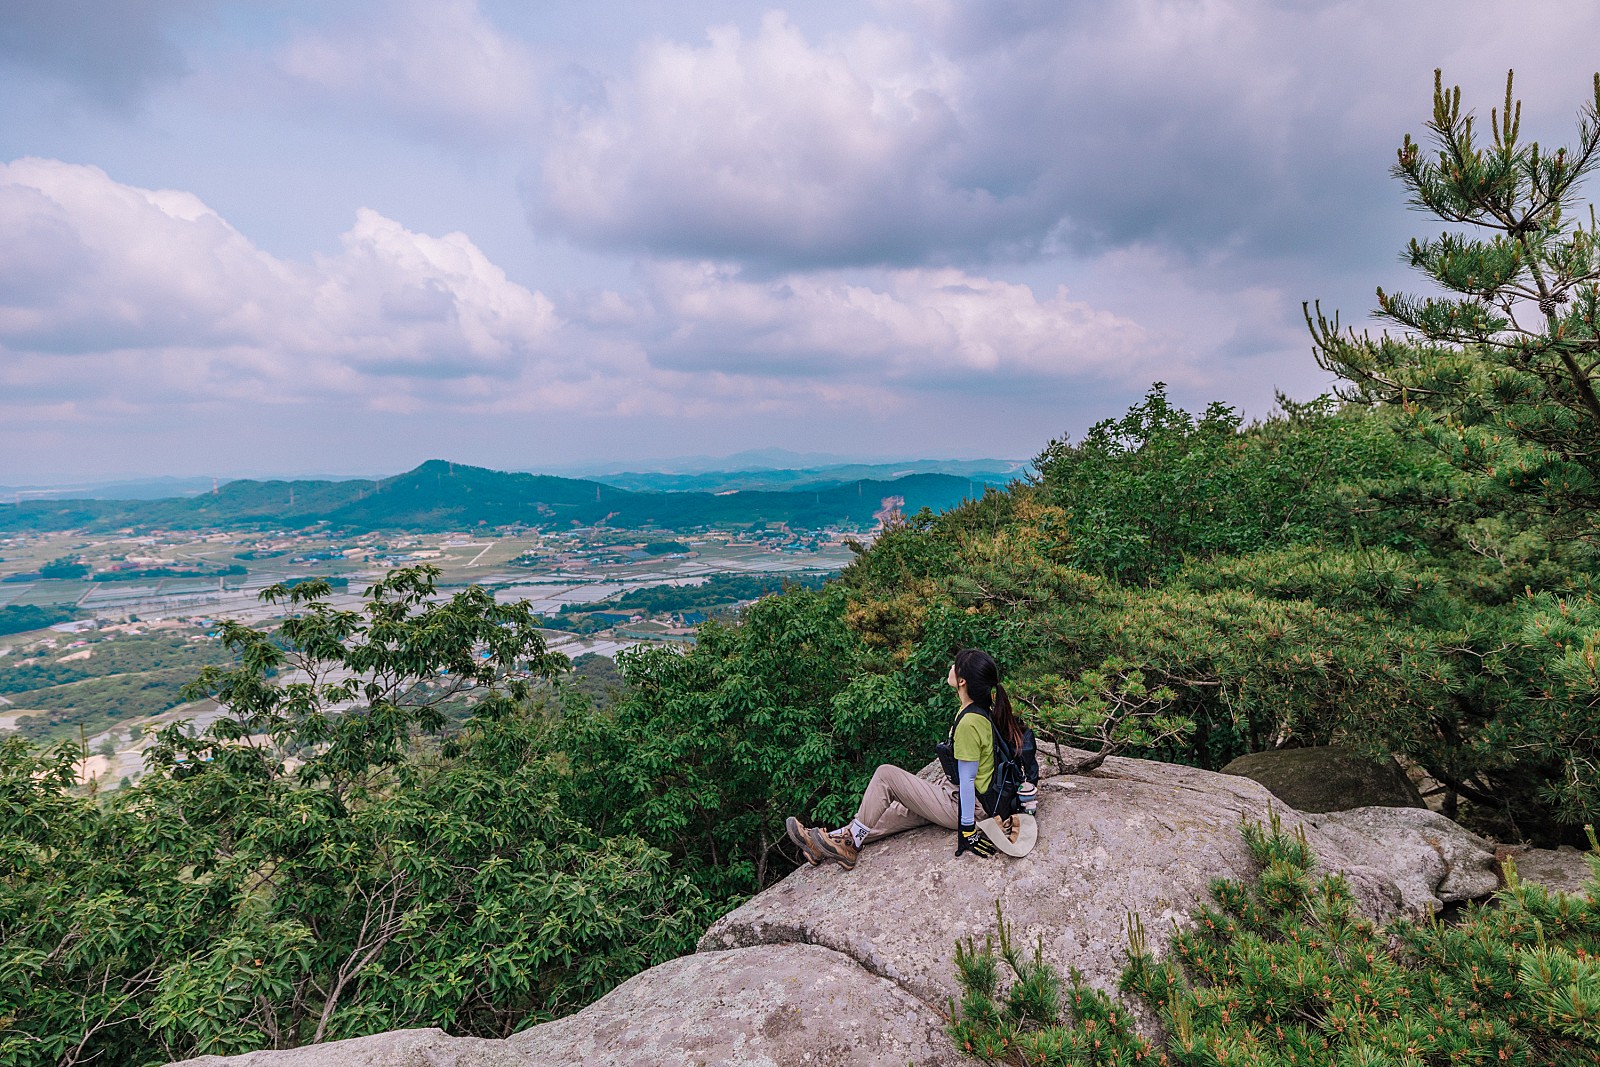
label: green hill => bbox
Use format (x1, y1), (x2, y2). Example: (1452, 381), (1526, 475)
(0, 460), (996, 534)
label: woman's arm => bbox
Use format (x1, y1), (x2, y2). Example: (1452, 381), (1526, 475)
(954, 759), (995, 857)
(957, 759), (978, 824)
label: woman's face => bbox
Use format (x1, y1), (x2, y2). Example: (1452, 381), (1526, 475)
(947, 663), (961, 690)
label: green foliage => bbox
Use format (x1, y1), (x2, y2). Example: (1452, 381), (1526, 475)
(1300, 69), (1600, 839)
(557, 584), (956, 899)
(561, 652), (630, 713)
(1033, 388), (1405, 584)
(839, 464), (1449, 776)
(607, 571), (830, 614)
(0, 569), (705, 1064)
(951, 818), (1600, 1066)
(281, 575), (349, 590)
(1312, 70), (1600, 538)
(10, 669), (215, 743)
(4, 633), (239, 744)
(91, 564), (246, 582)
(951, 905), (1157, 1065)
(37, 556), (89, 580)
(0, 603), (76, 635)
(1018, 659), (1184, 774)
(0, 634), (228, 695)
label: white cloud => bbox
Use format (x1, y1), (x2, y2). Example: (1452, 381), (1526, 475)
(277, 0), (540, 142)
(0, 158), (564, 414)
(537, 12), (998, 264)
(0, 158), (1184, 437)
(635, 261), (1163, 385)
(532, 1), (1600, 273)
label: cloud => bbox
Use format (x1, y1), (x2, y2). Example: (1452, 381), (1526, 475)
(277, 0), (540, 142)
(531, 2), (1600, 275)
(0, 157), (1191, 439)
(0, 0), (208, 108)
(633, 260), (1163, 387)
(0, 159), (563, 414)
(536, 12), (1004, 266)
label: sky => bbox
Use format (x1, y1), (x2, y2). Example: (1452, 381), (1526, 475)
(5, 1), (1600, 483)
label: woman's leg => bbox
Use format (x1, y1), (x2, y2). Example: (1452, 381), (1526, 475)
(855, 764), (961, 843)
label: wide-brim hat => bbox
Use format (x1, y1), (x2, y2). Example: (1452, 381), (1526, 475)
(976, 813), (1037, 858)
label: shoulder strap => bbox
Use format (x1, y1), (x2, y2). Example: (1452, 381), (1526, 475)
(948, 704), (989, 740)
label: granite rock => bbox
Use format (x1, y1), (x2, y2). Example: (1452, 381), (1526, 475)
(170, 750), (1531, 1067)
(169, 1029), (526, 1067)
(699, 753), (1454, 1008)
(1221, 745), (1426, 813)
(171, 945), (960, 1067)
(1304, 805), (1501, 914)
(510, 943), (963, 1066)
(1510, 846), (1599, 897)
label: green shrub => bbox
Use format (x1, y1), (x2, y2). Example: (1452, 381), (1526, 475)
(950, 817), (1600, 1065)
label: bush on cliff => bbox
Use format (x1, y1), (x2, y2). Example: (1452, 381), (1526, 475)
(950, 817), (1600, 1066)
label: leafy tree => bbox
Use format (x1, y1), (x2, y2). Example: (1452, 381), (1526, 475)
(37, 556), (88, 580)
(1032, 387), (1408, 585)
(0, 603), (75, 636)
(0, 569), (705, 1064)
(883, 392), (1461, 778)
(558, 585), (958, 899)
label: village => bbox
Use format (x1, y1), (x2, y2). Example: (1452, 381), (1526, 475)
(0, 520), (861, 789)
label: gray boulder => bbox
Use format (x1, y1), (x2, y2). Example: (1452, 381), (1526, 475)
(510, 943), (962, 1066)
(1304, 805), (1500, 914)
(169, 1029), (525, 1067)
(1221, 745), (1426, 813)
(170, 945), (961, 1067)
(700, 751), (1490, 1009)
(1510, 846), (1599, 896)
(169, 750), (1517, 1067)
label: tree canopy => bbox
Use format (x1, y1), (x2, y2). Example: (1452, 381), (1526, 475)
(6, 67), (1600, 1066)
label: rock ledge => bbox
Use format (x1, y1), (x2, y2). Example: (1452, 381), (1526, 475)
(172, 752), (1589, 1066)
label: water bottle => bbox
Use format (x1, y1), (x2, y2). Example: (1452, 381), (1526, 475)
(1018, 781), (1039, 816)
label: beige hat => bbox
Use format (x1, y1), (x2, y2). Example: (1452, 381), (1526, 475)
(976, 812), (1037, 858)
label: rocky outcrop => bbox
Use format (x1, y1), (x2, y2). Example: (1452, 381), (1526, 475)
(1303, 805), (1501, 913)
(1221, 745), (1426, 812)
(172, 1029), (525, 1067)
(699, 753), (1496, 1008)
(168, 751), (1592, 1067)
(1509, 845), (1599, 896)
(509, 944), (962, 1066)
(173, 945), (962, 1067)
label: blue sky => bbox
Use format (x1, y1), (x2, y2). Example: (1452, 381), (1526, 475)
(4, 1), (1600, 481)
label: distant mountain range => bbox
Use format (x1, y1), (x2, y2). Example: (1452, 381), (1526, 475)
(584, 458), (1026, 494)
(0, 460), (1020, 534)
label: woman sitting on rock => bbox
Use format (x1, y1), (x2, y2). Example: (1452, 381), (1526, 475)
(785, 648), (1035, 871)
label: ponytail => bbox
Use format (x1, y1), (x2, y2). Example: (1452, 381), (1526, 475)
(954, 648), (1024, 749)
(992, 681), (1023, 751)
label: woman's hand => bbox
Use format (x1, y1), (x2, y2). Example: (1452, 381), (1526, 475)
(956, 823), (997, 858)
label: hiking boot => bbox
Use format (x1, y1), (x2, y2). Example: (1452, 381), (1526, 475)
(785, 817), (826, 865)
(809, 826), (860, 871)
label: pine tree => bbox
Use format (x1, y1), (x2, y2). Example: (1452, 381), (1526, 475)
(1310, 69), (1600, 536)
(950, 817), (1600, 1065)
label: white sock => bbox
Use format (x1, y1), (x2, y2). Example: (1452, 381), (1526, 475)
(845, 819), (870, 847)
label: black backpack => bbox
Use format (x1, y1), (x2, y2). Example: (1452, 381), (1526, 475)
(936, 706), (1039, 819)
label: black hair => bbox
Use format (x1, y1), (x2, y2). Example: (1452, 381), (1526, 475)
(954, 648), (1023, 749)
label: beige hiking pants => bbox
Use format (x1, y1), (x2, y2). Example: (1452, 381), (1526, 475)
(854, 763), (962, 843)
